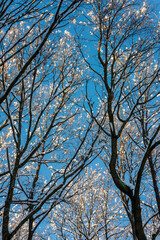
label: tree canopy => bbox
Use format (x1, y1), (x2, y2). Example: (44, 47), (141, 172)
(0, 0), (159, 239)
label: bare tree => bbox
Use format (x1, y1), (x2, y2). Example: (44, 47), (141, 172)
(78, 0), (160, 239)
(0, 1), (103, 239)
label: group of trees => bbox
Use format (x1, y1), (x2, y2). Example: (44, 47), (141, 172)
(49, 167), (131, 240)
(0, 0), (159, 239)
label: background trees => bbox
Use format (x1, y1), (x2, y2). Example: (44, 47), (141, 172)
(50, 167), (130, 240)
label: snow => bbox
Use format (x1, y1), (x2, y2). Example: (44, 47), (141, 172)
(122, 180), (135, 191)
(109, 122), (114, 131)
